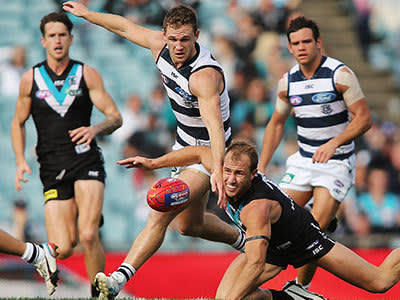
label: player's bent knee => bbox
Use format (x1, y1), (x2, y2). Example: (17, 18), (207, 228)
(57, 244), (74, 259)
(177, 223), (202, 237)
(79, 229), (99, 248)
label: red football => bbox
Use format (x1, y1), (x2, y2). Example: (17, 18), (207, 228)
(147, 177), (190, 212)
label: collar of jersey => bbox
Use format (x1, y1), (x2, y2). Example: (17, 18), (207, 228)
(38, 64), (79, 105)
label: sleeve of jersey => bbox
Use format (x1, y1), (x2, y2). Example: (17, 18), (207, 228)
(334, 66), (365, 106)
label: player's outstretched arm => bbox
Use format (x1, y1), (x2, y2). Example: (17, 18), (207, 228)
(62, 1), (164, 51)
(117, 146), (213, 172)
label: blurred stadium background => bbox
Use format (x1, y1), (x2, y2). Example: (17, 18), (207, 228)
(0, 0), (400, 298)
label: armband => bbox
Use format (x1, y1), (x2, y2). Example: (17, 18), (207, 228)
(245, 235), (271, 243)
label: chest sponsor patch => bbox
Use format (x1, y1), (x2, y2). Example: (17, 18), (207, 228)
(312, 92), (336, 103)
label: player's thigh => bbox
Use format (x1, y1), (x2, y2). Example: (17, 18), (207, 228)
(317, 242), (379, 291)
(44, 198), (77, 246)
(284, 189), (313, 207)
(312, 187), (340, 229)
(176, 168), (210, 224)
(74, 179), (104, 228)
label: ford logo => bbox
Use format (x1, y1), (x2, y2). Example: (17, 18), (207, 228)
(290, 96), (302, 106)
(35, 90), (52, 99)
(312, 92), (336, 103)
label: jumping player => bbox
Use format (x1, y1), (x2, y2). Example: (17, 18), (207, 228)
(63, 2), (245, 299)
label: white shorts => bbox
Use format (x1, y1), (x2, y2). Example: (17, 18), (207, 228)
(279, 151), (355, 202)
(170, 142), (211, 178)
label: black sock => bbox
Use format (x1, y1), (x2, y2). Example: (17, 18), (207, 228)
(91, 284), (100, 297)
(270, 289), (294, 300)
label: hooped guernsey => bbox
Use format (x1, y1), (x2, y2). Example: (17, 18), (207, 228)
(225, 173), (335, 268)
(156, 42), (231, 147)
(287, 56), (354, 160)
(30, 60), (103, 170)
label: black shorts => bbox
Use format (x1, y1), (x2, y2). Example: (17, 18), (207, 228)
(266, 217), (335, 269)
(40, 155), (105, 203)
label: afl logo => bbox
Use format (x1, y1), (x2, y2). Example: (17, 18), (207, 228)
(290, 96), (302, 106)
(35, 90), (52, 99)
(312, 92), (336, 103)
(160, 73), (169, 84)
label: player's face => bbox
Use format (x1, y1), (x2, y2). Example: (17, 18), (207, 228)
(223, 152), (256, 201)
(164, 24), (199, 68)
(288, 28), (321, 67)
(41, 22), (73, 62)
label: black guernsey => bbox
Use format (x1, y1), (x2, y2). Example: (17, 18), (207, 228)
(30, 60), (102, 170)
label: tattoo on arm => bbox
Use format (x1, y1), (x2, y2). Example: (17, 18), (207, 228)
(94, 114), (122, 136)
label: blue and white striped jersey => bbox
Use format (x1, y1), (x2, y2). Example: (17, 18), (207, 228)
(156, 42), (231, 147)
(287, 56), (354, 160)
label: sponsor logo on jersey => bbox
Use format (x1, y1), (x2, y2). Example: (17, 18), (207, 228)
(67, 75), (79, 85)
(54, 80), (65, 86)
(289, 96), (302, 106)
(66, 88), (83, 97)
(75, 144), (91, 154)
(36, 89), (52, 99)
(312, 92), (336, 103)
(44, 189), (58, 202)
(170, 71), (179, 79)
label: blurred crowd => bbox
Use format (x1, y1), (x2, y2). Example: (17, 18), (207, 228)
(0, 0), (400, 247)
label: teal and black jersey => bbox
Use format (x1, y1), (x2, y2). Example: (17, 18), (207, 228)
(30, 59), (101, 170)
(224, 172), (335, 267)
(225, 172), (309, 250)
(287, 56), (354, 160)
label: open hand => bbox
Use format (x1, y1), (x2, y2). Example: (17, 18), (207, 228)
(62, 1), (89, 18)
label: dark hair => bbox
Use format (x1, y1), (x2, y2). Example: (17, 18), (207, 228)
(40, 12), (73, 36)
(225, 140), (258, 172)
(163, 5), (198, 33)
(286, 16), (320, 42)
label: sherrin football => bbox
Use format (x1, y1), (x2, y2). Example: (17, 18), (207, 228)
(147, 177), (190, 212)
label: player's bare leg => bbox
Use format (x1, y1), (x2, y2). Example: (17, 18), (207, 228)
(44, 198), (78, 259)
(318, 243), (400, 292)
(297, 187), (340, 287)
(175, 169), (241, 246)
(75, 180), (105, 284)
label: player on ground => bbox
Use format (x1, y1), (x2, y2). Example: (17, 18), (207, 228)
(0, 229), (58, 295)
(258, 16), (372, 291)
(63, 2), (245, 298)
(11, 12), (122, 297)
(120, 141), (400, 300)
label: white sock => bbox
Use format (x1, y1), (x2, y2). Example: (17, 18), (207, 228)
(116, 263), (136, 283)
(21, 242), (44, 264)
(231, 228), (245, 251)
